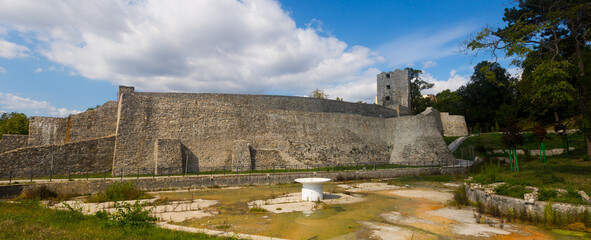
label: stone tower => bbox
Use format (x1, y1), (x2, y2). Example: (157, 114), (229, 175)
(376, 69), (411, 115)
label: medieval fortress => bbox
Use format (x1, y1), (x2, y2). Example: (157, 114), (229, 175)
(0, 69), (467, 176)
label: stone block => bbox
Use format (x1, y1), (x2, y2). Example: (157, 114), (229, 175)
(440, 112), (469, 136)
(232, 140), (252, 172)
(154, 139), (183, 175)
(579, 190), (591, 204)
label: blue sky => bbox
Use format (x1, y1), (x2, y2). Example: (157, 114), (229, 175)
(0, 0), (516, 117)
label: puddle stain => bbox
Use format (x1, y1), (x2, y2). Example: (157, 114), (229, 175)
(157, 182), (568, 239)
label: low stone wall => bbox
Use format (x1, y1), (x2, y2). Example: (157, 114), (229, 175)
(440, 112), (468, 136)
(0, 135), (28, 154)
(488, 147), (575, 156)
(466, 186), (591, 220)
(0, 135), (116, 178)
(0, 167), (466, 199)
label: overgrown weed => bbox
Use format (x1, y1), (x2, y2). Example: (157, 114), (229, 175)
(87, 182), (151, 202)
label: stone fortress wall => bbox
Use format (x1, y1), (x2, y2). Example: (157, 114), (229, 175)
(440, 112), (469, 136)
(0, 136), (115, 177)
(113, 88), (432, 173)
(0, 70), (466, 176)
(27, 101), (118, 146)
(0, 135), (28, 153)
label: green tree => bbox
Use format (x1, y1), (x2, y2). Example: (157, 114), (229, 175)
(86, 105), (101, 111)
(467, 0), (591, 157)
(309, 89), (328, 99)
(433, 89), (463, 115)
(500, 118), (525, 172)
(0, 112), (29, 136)
(335, 97), (344, 101)
(405, 68), (434, 114)
(458, 61), (516, 130)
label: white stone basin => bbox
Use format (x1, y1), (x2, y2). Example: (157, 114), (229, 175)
(295, 178), (331, 201)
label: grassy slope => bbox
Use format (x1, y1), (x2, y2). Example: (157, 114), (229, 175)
(0, 201), (231, 240)
(459, 131), (591, 204)
(458, 131), (585, 153)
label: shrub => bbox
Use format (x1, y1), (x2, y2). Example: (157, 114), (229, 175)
(16, 186), (57, 200)
(249, 207), (268, 213)
(88, 182), (151, 202)
(451, 184), (469, 206)
(95, 201), (156, 227)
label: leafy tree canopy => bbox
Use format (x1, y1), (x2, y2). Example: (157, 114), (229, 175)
(405, 67), (434, 114)
(309, 89), (328, 99)
(0, 112), (29, 136)
(433, 89), (463, 115)
(466, 0), (591, 155)
(458, 61), (516, 128)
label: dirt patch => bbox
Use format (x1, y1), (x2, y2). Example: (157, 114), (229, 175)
(387, 189), (453, 203)
(248, 192), (364, 214)
(361, 221), (437, 240)
(339, 182), (404, 192)
(50, 198), (218, 222)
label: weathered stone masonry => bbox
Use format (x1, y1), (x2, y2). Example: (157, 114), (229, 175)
(0, 135), (27, 154)
(1, 71), (462, 176)
(440, 112), (469, 136)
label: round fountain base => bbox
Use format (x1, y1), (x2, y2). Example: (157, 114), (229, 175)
(295, 178), (331, 201)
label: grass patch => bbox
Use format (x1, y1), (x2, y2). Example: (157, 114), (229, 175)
(468, 146), (591, 205)
(551, 229), (591, 238)
(538, 188), (589, 205)
(0, 201), (234, 240)
(494, 184), (531, 199)
(248, 207), (268, 213)
(87, 182), (152, 203)
(389, 174), (462, 184)
(443, 136), (460, 145)
(456, 132), (584, 154)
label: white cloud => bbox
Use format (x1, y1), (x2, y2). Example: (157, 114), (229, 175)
(422, 61), (437, 69)
(0, 92), (81, 117)
(422, 70), (469, 94)
(35, 67), (42, 73)
(378, 25), (476, 68)
(0, 0), (382, 98)
(324, 68), (381, 103)
(0, 39), (30, 59)
(0, 66), (6, 73)
(507, 67), (522, 80)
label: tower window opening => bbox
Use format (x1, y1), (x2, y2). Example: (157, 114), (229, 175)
(385, 96), (390, 101)
(386, 74), (391, 78)
(386, 85), (390, 89)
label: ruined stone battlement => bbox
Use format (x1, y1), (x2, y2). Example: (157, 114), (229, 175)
(376, 69), (411, 115)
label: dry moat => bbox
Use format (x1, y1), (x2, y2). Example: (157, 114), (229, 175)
(49, 179), (588, 240)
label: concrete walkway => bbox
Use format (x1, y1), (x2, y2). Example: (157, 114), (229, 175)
(156, 222), (287, 240)
(448, 135), (471, 153)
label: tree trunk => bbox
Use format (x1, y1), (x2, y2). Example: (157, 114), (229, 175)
(573, 31), (590, 159)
